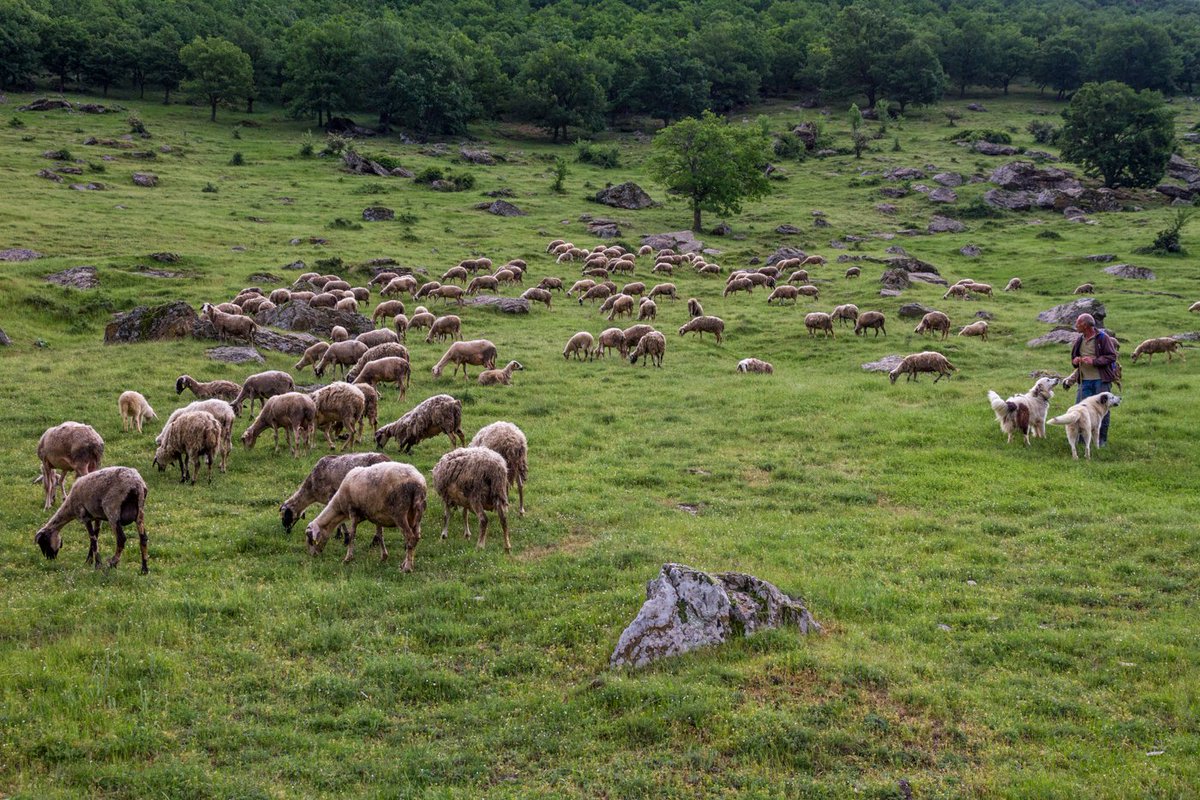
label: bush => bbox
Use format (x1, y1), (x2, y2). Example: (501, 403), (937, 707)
(552, 157), (568, 193)
(396, 212), (419, 225)
(328, 218), (363, 230)
(232, 127), (241, 140)
(947, 197), (1007, 220)
(321, 134), (349, 156)
(447, 171), (475, 191)
(576, 140), (620, 168)
(9, 116), (26, 128)
(87, 162), (105, 173)
(772, 135), (806, 161)
(202, 182), (218, 193)
(315, 257), (344, 270)
(948, 130), (1012, 145)
(362, 153), (404, 170)
(1036, 229), (1063, 240)
(414, 166), (444, 185)
(299, 132), (314, 158)
(1136, 208), (1193, 255)
(229, 152), (245, 166)
(127, 113), (147, 136)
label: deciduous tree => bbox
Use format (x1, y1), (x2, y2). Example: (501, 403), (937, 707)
(1060, 81), (1175, 189)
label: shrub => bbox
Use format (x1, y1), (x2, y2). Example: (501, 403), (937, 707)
(232, 127), (241, 140)
(396, 212), (419, 225)
(1135, 208), (1193, 255)
(552, 157), (568, 193)
(328, 218), (363, 230)
(88, 162), (105, 173)
(444, 171), (475, 191)
(362, 153), (404, 170)
(576, 140), (620, 168)
(9, 116), (26, 129)
(1035, 229), (1063, 240)
(948, 129), (1012, 145)
(948, 197), (1007, 220)
(1027, 120), (1060, 145)
(229, 152), (245, 166)
(772, 135), (806, 161)
(321, 134), (349, 156)
(299, 132), (314, 158)
(414, 166), (444, 185)
(202, 182), (218, 193)
(892, 136), (902, 152)
(315, 257), (344, 270)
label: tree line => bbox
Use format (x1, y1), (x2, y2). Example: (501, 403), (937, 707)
(2, 0), (1199, 135)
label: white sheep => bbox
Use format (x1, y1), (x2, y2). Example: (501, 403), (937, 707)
(957, 320), (989, 340)
(736, 358), (774, 374)
(914, 311), (951, 340)
(231, 370), (296, 415)
(564, 331), (595, 361)
(153, 410), (221, 484)
(432, 447), (511, 553)
(469, 421), (528, 517)
(159, 399), (235, 473)
(432, 340), (497, 380)
(804, 312), (834, 338)
(1004, 278), (1022, 292)
(629, 330), (666, 367)
(1131, 337), (1184, 364)
(679, 316), (725, 343)
(118, 391), (157, 434)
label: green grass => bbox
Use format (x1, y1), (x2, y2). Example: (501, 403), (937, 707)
(1, 88), (1199, 798)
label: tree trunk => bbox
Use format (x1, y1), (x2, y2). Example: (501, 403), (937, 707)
(692, 201), (702, 233)
(866, 86), (877, 107)
(210, 97), (218, 122)
(164, 87), (171, 104)
(139, 81), (145, 100)
(1003, 80), (1010, 95)
(246, 97), (254, 113)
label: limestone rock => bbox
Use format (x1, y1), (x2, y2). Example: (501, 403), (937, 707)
(206, 346), (263, 364)
(983, 188), (1033, 211)
(37, 168), (64, 182)
(588, 219), (621, 238)
(909, 272), (948, 285)
(18, 98), (73, 112)
(898, 303), (934, 318)
(775, 224), (803, 235)
(929, 187), (957, 203)
(69, 182), (105, 191)
(0, 248), (41, 262)
(863, 354), (906, 372)
(1037, 298), (1106, 327)
(362, 206), (394, 222)
(0, 328), (10, 346)
(483, 200), (525, 217)
(1027, 329), (1080, 348)
(875, 203), (897, 215)
(966, 103), (988, 112)
(1167, 153), (1200, 184)
(642, 231), (703, 254)
(595, 182), (655, 210)
(105, 301), (199, 343)
(929, 215), (965, 233)
(45, 266), (98, 289)
(1085, 254), (1116, 262)
(975, 310), (994, 320)
(885, 167), (924, 180)
(256, 302), (373, 337)
(131, 172), (157, 187)
(973, 141), (1018, 156)
(880, 269), (911, 291)
(468, 295), (530, 314)
(960, 244), (982, 257)
(1104, 264), (1155, 280)
(149, 252), (181, 263)
(609, 563), (820, 668)
(879, 186), (908, 198)
(886, 256), (941, 275)
(765, 247), (807, 266)
(459, 147), (495, 165)
(933, 172), (963, 187)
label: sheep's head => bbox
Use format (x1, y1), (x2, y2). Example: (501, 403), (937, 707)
(304, 521), (326, 556)
(280, 503), (303, 534)
(240, 429), (255, 449)
(175, 376), (187, 395)
(374, 429), (389, 449)
(34, 528), (61, 559)
(152, 446), (168, 471)
(888, 368), (900, 384)
(431, 364), (443, 378)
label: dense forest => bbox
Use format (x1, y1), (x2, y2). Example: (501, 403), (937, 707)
(2, 0), (1198, 136)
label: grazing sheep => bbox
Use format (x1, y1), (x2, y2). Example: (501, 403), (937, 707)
(309, 293), (338, 309)
(118, 391), (156, 434)
(153, 410), (221, 484)
(787, 269), (810, 285)
(368, 271), (398, 287)
(325, 326), (346, 343)
(914, 311), (951, 340)
(314, 340), (369, 379)
(467, 275), (499, 295)
(564, 331), (595, 361)
(578, 284), (613, 305)
(567, 279), (596, 297)
(538, 277), (564, 292)
(335, 296), (358, 313)
(382, 276), (417, 297)
(855, 311), (887, 337)
(433, 285), (466, 305)
(231, 370), (297, 416)
(679, 316), (725, 343)
(478, 360), (524, 386)
(160, 399), (235, 474)
(432, 447), (511, 552)
(963, 282), (993, 297)
(622, 282), (646, 297)
(943, 284), (971, 300)
(357, 328), (400, 349)
(214, 302), (242, 315)
(832, 304), (860, 326)
(355, 383), (379, 437)
(372, 299), (406, 323)
(622, 324), (655, 352)
(414, 281), (442, 300)
(269, 288), (291, 305)
(280, 452), (392, 534)
(683, 298), (702, 319)
(240, 392), (316, 457)
(493, 268), (518, 286)
(629, 330), (666, 367)
(1190, 301), (1200, 313)
(696, 263), (721, 276)
(521, 287), (553, 308)
(34, 466), (149, 574)
(888, 352), (958, 383)
(638, 297), (657, 321)
(407, 310), (436, 332)
(1131, 337), (1184, 364)
(651, 262), (674, 276)
(357, 357), (412, 400)
(201, 302), (256, 343)
(470, 422), (528, 517)
(426, 315), (463, 343)
(1004, 277), (1022, 292)
(723, 277), (753, 297)
(352, 287), (371, 304)
(324, 279), (351, 292)
(957, 320), (989, 341)
(648, 283), (678, 301)
(432, 340), (498, 380)
(845, 267), (861, 279)
(606, 294), (635, 321)
(767, 285), (801, 305)
(294, 341), (331, 374)
(987, 377), (1056, 446)
(345, 343), (410, 383)
(375, 394), (465, 453)
(305, 462), (427, 570)
(638, 244), (653, 256)
(801, 255), (826, 266)
(593, 327), (626, 359)
(804, 312), (834, 338)
(176, 375), (240, 402)
(312, 382), (367, 451)
(743, 272), (775, 288)
(37, 422), (104, 510)
(441, 266), (469, 284)
(1074, 283), (1095, 295)
(736, 357), (774, 374)
(393, 314), (409, 341)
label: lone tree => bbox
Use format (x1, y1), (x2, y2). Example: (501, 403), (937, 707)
(646, 111), (771, 232)
(180, 36), (253, 122)
(1060, 81), (1175, 188)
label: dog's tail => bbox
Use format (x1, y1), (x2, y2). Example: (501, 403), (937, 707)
(988, 390), (1014, 419)
(1048, 408), (1082, 427)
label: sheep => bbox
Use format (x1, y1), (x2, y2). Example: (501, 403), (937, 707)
(943, 284), (971, 300)
(356, 357), (412, 400)
(963, 282), (993, 297)
(37, 422), (104, 510)
(538, 277), (564, 292)
(805, 312), (835, 338)
(432, 339), (498, 380)
(295, 271), (322, 287)
(622, 324), (655, 352)
(648, 283), (678, 301)
(240, 392), (316, 457)
(638, 297), (657, 321)
(392, 314), (409, 341)
(609, 259), (636, 276)
(118, 391), (156, 434)
(679, 316), (725, 344)
(314, 341), (369, 379)
(593, 327), (626, 359)
(743, 273), (775, 288)
(369, 271), (399, 288)
(736, 358), (774, 374)
(153, 410), (221, 484)
(888, 352), (958, 383)
(432, 447), (511, 552)
(845, 267), (861, 279)
(651, 262), (674, 276)
(344, 343), (410, 383)
(607, 294), (635, 321)
(914, 311), (951, 340)
(564, 331), (595, 361)
(407, 310), (436, 332)
(294, 341), (331, 374)
(305, 462), (428, 570)
(957, 320), (989, 341)
(352, 287), (371, 304)
(493, 268), (518, 286)
(578, 284), (613, 305)
(330, 325), (349, 342)
(214, 302), (243, 315)
(505, 259), (527, 271)
(855, 311), (887, 337)
(160, 399), (235, 473)
(621, 282), (646, 298)
(375, 394), (465, 453)
(175, 375), (240, 403)
(280, 452), (392, 535)
(696, 263), (721, 276)
(1190, 301), (1200, 313)
(1004, 278), (1022, 292)
(425, 315), (463, 343)
(767, 285), (801, 305)
(441, 266), (469, 284)
(372, 299), (406, 323)
(478, 360), (524, 386)
(433, 285), (466, 305)
(686, 298), (704, 319)
(1131, 337), (1185, 364)
(787, 269), (810, 285)
(230, 370), (297, 418)
(34, 466), (149, 574)
(414, 281), (442, 300)
(801, 255), (826, 266)
(567, 279), (596, 297)
(467, 275), (500, 295)
(201, 302), (257, 343)
(311, 382), (367, 451)
(629, 330), (666, 367)
(335, 296), (358, 313)
(291, 291), (315, 303)
(1073, 283), (1095, 295)
(832, 304), (859, 326)
(309, 293), (338, 309)
(723, 277), (753, 297)
(382, 276), (417, 297)
(324, 279), (351, 292)
(355, 383), (379, 437)
(269, 288), (291, 305)
(520, 287), (553, 309)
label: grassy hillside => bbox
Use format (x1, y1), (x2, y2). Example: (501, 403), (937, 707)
(1, 91), (1198, 799)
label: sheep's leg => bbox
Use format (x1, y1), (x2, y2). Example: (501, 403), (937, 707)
(463, 508), (473, 540)
(475, 509), (488, 549)
(324, 426), (336, 451)
(272, 425), (281, 453)
(137, 510), (148, 574)
(440, 502), (451, 540)
(375, 524), (388, 562)
(85, 519), (100, 565)
(343, 519), (358, 563)
(400, 519), (419, 573)
(108, 522), (126, 569)
(177, 453), (187, 483)
(205, 451), (213, 484)
(518, 479), (525, 517)
(497, 506), (510, 553)
(190, 452), (200, 485)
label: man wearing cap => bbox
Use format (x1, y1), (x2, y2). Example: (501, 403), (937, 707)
(1066, 313), (1119, 447)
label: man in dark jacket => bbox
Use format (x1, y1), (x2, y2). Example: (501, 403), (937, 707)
(1065, 313), (1119, 446)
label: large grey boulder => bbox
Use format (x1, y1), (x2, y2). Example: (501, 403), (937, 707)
(862, 354), (906, 372)
(898, 303), (935, 319)
(1167, 153), (1200, 184)
(909, 272), (948, 286)
(1027, 329), (1080, 348)
(206, 346), (263, 364)
(929, 188), (958, 203)
(1037, 298), (1106, 327)
(459, 147), (495, 165)
(933, 172), (963, 187)
(983, 188), (1033, 211)
(193, 318), (318, 356)
(1103, 264), (1156, 280)
(105, 301), (199, 343)
(642, 231), (703, 254)
(973, 141), (1018, 156)
(880, 269), (911, 291)
(469, 295), (530, 314)
(362, 206), (394, 222)
(45, 266), (99, 289)
(884, 167), (924, 180)
(610, 563), (821, 668)
(595, 182), (655, 210)
(989, 161), (1081, 192)
(928, 215), (965, 233)
(256, 302), (373, 337)
(886, 256), (941, 275)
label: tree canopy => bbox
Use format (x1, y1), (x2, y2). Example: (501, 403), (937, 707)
(180, 36), (253, 122)
(1060, 81), (1176, 189)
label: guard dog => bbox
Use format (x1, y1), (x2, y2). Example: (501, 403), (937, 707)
(1048, 392), (1122, 460)
(987, 377), (1056, 445)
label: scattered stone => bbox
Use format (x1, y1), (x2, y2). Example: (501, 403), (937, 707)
(1037, 298), (1106, 327)
(643, 231), (703, 254)
(37, 168), (63, 183)
(69, 182), (105, 191)
(256, 303), (372, 337)
(56, 166), (82, 175)
(468, 295), (530, 314)
(909, 272), (948, 285)
(326, 117), (376, 137)
(829, 240), (847, 249)
(885, 246), (908, 256)
(482, 200), (525, 217)
(206, 346), (263, 364)
(811, 210), (826, 217)
(765, 247), (807, 266)
(1025, 150), (1058, 162)
(792, 122), (818, 149)
(887, 256), (941, 275)
(929, 216), (965, 234)
(159, 145), (173, 154)
(875, 204), (898, 217)
(973, 141), (1018, 156)
(247, 272), (282, 284)
(133, 269), (184, 278)
(362, 206), (394, 222)
(0, 248), (41, 262)
(879, 288), (902, 297)
(912, 183), (931, 194)
(880, 269), (911, 291)
(342, 150), (399, 178)
(131, 172), (158, 187)
(484, 188), (515, 198)
(710, 222), (732, 236)
(76, 103), (115, 114)
(815, 217), (831, 228)
(1104, 264), (1156, 280)
(1170, 331), (1200, 342)
(990, 161), (1081, 192)
(933, 172), (963, 187)
(459, 147), (495, 166)
(149, 252), (181, 264)
(885, 167), (924, 180)
(588, 220), (621, 238)
(609, 563), (821, 669)
(105, 301), (199, 343)
(863, 354), (905, 372)
(975, 310), (994, 320)
(45, 266), (98, 289)
(1167, 153), (1200, 184)
(929, 187), (957, 203)
(1027, 329), (1080, 348)
(18, 98), (73, 112)
(966, 103), (988, 112)
(594, 182), (655, 210)
(0, 328), (10, 346)
(776, 224), (803, 235)
(898, 303), (934, 318)
(983, 188), (1032, 211)
(879, 186), (909, 199)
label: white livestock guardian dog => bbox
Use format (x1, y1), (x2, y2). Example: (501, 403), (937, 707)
(987, 376), (1056, 445)
(1048, 392), (1122, 460)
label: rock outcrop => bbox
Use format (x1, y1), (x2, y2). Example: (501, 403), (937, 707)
(595, 182), (655, 210)
(1103, 264), (1155, 280)
(45, 266), (99, 289)
(1037, 298), (1106, 327)
(256, 302), (373, 337)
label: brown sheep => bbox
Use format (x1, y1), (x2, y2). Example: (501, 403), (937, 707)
(889, 352), (958, 383)
(158, 400), (235, 474)
(594, 327), (626, 359)
(687, 298), (704, 318)
(566, 279), (596, 297)
(312, 382), (367, 450)
(231, 370), (297, 417)
(426, 315), (463, 343)
(629, 330), (666, 367)
(37, 422), (104, 510)
(315, 341), (369, 379)
(1004, 278), (1022, 292)
(578, 284), (613, 305)
(767, 286), (801, 305)
(1131, 337), (1184, 364)
(854, 311), (887, 337)
(345, 343), (410, 383)
(957, 320), (989, 341)
(356, 357), (412, 400)
(679, 316), (725, 343)
(520, 287), (553, 308)
(373, 299), (406, 323)
(914, 311), (951, 340)
(34, 466), (149, 574)
(648, 283), (678, 301)
(1073, 283), (1095, 295)
(355, 383), (380, 438)
(723, 278), (753, 297)
(804, 312), (834, 338)
(831, 304), (859, 326)
(467, 275), (499, 294)
(638, 297), (657, 321)
(433, 447), (511, 552)
(537, 277), (564, 292)
(431, 340), (498, 380)
(294, 342), (331, 374)
(153, 410), (221, 484)
(375, 394), (465, 453)
(470, 421), (528, 517)
(606, 294), (636, 321)
(330, 325), (349, 342)
(240, 392), (315, 457)
(478, 360), (524, 386)
(845, 267), (861, 279)
(563, 331), (595, 361)
(201, 302), (256, 343)
(441, 266), (469, 283)
(433, 285), (466, 305)
(787, 269), (810, 285)
(280, 452), (391, 534)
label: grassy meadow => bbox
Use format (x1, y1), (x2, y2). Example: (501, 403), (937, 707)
(1, 89), (1199, 799)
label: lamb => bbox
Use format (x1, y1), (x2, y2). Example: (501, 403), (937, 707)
(648, 283), (678, 301)
(1004, 278), (1022, 292)
(175, 375), (240, 402)
(159, 399), (235, 473)
(470, 421), (528, 517)
(594, 327), (626, 359)
(201, 302), (256, 343)
(355, 383), (379, 437)
(767, 285), (801, 305)
(957, 320), (989, 341)
(578, 284), (613, 305)
(375, 394), (465, 453)
(679, 316), (725, 344)
(153, 410), (221, 484)
(231, 370), (297, 416)
(493, 268), (518, 286)
(34, 466), (149, 574)
(563, 331), (595, 361)
(638, 297), (657, 321)
(1131, 337), (1184, 364)
(987, 377), (1056, 445)
(37, 422), (104, 510)
(345, 343), (410, 383)
(607, 294), (635, 320)
(432, 447), (511, 552)
(521, 287), (553, 308)
(629, 330), (666, 367)
(280, 452), (391, 534)
(330, 325), (349, 342)
(478, 360), (524, 386)
(888, 352), (958, 383)
(441, 266), (469, 283)
(943, 284), (970, 300)
(433, 285), (466, 305)
(356, 357), (412, 400)
(467, 275), (499, 294)
(832, 304), (860, 326)
(305, 462), (428, 571)
(736, 358), (774, 374)
(914, 311), (951, 340)
(314, 340), (369, 379)
(804, 312), (834, 338)
(240, 392), (315, 457)
(723, 277), (753, 297)
(372, 299), (406, 322)
(567, 279), (596, 297)
(1073, 283), (1095, 295)
(687, 298), (704, 318)
(432, 340), (498, 380)
(854, 311), (887, 337)
(294, 341), (331, 373)
(312, 382), (367, 451)
(425, 315), (463, 343)
(537, 277), (564, 292)
(845, 267), (861, 279)
(118, 391), (157, 434)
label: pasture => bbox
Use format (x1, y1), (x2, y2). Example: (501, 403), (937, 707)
(1, 90), (1199, 798)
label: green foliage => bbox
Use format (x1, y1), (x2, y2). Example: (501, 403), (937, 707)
(1137, 208), (1194, 255)
(552, 157), (568, 193)
(328, 217), (362, 230)
(229, 151), (245, 166)
(87, 161), (105, 173)
(576, 140), (620, 169)
(892, 136), (902, 152)
(1060, 81), (1176, 188)
(950, 129), (1012, 145)
(414, 166), (443, 185)
(1093, 19), (1178, 93)
(1036, 229), (1063, 240)
(850, 131), (870, 158)
(881, 40), (945, 113)
(512, 42), (606, 142)
(320, 133), (348, 156)
(298, 131), (314, 158)
(231, 126), (241, 139)
(7, 116), (24, 128)
(1026, 120), (1059, 145)
(180, 36), (254, 122)
(281, 18), (357, 125)
(201, 182), (218, 193)
(127, 113), (147, 136)
(848, 103), (862, 132)
(446, 170), (475, 191)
